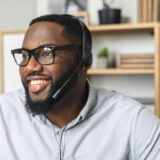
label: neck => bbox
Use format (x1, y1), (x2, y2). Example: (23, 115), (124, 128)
(45, 80), (88, 128)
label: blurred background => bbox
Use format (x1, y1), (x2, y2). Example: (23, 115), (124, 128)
(1, 0), (159, 115)
(0, 0), (138, 30)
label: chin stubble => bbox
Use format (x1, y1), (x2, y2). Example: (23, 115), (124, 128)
(22, 67), (78, 115)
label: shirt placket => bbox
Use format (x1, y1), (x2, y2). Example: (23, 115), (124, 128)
(53, 126), (67, 160)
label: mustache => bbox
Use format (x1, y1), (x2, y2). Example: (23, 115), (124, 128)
(24, 72), (52, 84)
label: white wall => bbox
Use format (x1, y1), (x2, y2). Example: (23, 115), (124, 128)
(0, 0), (36, 92)
(88, 0), (138, 25)
(3, 33), (25, 93)
(0, 0), (36, 31)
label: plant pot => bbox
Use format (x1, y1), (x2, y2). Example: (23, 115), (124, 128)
(98, 8), (121, 24)
(97, 57), (108, 68)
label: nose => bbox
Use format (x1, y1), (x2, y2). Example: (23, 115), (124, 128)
(24, 55), (43, 73)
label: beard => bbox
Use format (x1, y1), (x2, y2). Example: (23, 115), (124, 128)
(22, 65), (78, 116)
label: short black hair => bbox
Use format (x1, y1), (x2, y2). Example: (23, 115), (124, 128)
(29, 14), (92, 53)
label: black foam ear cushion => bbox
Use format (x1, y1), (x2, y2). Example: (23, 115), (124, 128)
(68, 14), (92, 67)
(80, 26), (92, 66)
(82, 51), (92, 67)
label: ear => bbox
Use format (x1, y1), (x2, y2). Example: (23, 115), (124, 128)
(79, 65), (90, 75)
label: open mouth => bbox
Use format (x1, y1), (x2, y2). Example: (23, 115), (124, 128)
(28, 79), (50, 93)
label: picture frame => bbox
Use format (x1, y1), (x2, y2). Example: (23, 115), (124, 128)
(36, 0), (89, 18)
(74, 12), (89, 26)
(0, 31), (25, 93)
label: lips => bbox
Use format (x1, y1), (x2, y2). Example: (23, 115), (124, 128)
(26, 76), (51, 93)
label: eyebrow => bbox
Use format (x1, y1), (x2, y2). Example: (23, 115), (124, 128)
(38, 43), (56, 48)
(21, 44), (81, 52)
(21, 43), (56, 50)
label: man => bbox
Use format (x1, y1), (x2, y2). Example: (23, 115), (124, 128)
(0, 14), (160, 160)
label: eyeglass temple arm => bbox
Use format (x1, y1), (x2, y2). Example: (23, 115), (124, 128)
(55, 45), (81, 51)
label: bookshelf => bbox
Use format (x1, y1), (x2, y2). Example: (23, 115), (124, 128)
(138, 0), (160, 23)
(87, 22), (160, 117)
(0, 23), (160, 117)
(88, 23), (157, 33)
(87, 68), (154, 75)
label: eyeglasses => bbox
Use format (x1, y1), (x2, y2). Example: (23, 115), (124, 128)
(11, 44), (81, 66)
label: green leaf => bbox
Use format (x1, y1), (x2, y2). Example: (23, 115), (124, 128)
(98, 47), (109, 57)
(103, 0), (110, 8)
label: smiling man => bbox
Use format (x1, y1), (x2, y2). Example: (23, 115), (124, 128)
(19, 18), (86, 121)
(0, 14), (160, 160)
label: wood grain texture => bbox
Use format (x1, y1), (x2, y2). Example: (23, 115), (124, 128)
(154, 24), (160, 117)
(153, 0), (158, 21)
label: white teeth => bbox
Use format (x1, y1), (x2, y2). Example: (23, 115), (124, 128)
(30, 80), (48, 85)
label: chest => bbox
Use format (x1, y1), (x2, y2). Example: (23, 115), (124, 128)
(0, 116), (130, 160)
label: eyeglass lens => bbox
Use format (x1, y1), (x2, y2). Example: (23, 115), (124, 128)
(13, 47), (55, 66)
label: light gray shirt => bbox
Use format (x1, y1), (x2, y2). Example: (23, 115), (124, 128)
(0, 84), (160, 160)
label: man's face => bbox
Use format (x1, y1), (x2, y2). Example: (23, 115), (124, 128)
(20, 22), (79, 114)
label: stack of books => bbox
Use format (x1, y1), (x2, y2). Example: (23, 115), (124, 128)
(120, 54), (154, 69)
(138, 0), (160, 22)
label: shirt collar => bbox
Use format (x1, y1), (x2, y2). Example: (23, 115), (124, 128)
(65, 81), (97, 129)
(31, 81), (97, 129)
(77, 81), (96, 121)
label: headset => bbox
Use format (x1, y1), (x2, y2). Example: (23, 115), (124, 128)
(52, 14), (92, 100)
(52, 15), (93, 160)
(78, 18), (92, 67)
(63, 14), (92, 67)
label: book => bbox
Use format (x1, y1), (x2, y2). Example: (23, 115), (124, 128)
(120, 59), (154, 64)
(139, 0), (160, 22)
(120, 54), (154, 59)
(138, 0), (143, 22)
(153, 0), (158, 21)
(120, 64), (154, 69)
(148, 0), (153, 21)
(143, 0), (147, 22)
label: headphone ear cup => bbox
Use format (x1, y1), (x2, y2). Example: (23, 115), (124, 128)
(82, 51), (92, 67)
(71, 16), (92, 67)
(80, 25), (92, 67)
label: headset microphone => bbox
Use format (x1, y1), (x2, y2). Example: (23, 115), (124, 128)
(52, 64), (80, 100)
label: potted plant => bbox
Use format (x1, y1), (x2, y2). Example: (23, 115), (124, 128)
(97, 47), (109, 68)
(98, 0), (121, 24)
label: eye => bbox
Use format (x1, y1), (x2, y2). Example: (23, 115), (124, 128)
(39, 47), (53, 57)
(41, 51), (52, 57)
(21, 50), (29, 59)
(22, 54), (28, 59)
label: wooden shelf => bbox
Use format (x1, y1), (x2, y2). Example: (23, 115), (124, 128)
(87, 68), (155, 75)
(87, 22), (160, 117)
(88, 23), (160, 34)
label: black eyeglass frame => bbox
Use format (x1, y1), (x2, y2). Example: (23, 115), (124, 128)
(11, 44), (81, 67)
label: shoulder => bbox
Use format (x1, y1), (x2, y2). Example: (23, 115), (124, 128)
(94, 87), (143, 113)
(90, 86), (157, 123)
(0, 89), (25, 113)
(89, 85), (160, 159)
(94, 87), (160, 132)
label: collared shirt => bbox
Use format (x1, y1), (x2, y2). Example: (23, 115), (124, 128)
(0, 84), (160, 160)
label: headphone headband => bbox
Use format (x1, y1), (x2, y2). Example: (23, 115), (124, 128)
(65, 14), (92, 67)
